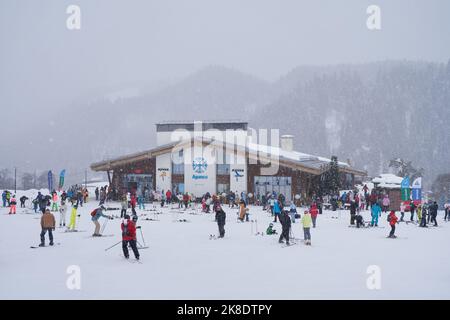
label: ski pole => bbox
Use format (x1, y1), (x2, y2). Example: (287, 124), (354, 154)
(137, 226), (146, 246)
(105, 240), (121, 251)
(101, 217), (109, 234)
(255, 219), (258, 235)
(251, 220), (254, 235)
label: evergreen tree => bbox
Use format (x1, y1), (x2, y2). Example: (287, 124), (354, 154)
(328, 156), (340, 195)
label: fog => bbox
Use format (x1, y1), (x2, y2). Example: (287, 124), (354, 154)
(0, 0), (449, 185)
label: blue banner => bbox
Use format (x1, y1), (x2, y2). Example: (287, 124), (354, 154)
(48, 170), (53, 192)
(59, 169), (66, 190)
(411, 177), (422, 201)
(401, 176), (410, 201)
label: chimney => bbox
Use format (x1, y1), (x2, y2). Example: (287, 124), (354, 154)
(280, 135), (294, 152)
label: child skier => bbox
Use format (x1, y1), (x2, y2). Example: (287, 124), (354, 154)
(371, 202), (381, 227)
(387, 210), (398, 238)
(310, 203), (319, 228)
(51, 192), (58, 212)
(289, 202), (297, 223)
(59, 201), (67, 227)
(9, 195), (17, 214)
(121, 214), (140, 260)
(39, 209), (56, 247)
(120, 196), (128, 218)
(91, 205), (113, 237)
(278, 210), (291, 245)
(301, 210), (312, 245)
(215, 204), (226, 238)
(266, 223), (277, 235)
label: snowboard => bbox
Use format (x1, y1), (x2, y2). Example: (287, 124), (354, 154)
(30, 243), (61, 249)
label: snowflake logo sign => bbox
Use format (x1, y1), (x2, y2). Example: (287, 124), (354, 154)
(192, 157), (208, 174)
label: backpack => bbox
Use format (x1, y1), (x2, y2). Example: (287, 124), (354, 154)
(90, 209), (98, 217)
(122, 223), (130, 237)
(387, 215), (391, 222)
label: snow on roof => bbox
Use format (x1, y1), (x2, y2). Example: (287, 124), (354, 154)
(372, 174), (403, 188)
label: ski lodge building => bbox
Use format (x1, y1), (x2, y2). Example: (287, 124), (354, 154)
(90, 121), (366, 202)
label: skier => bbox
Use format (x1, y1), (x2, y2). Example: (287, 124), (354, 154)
(410, 201), (416, 222)
(51, 191), (58, 212)
(238, 199), (248, 222)
(39, 193), (48, 213)
(382, 194), (390, 213)
(387, 210), (398, 238)
(120, 196), (128, 218)
(1, 190), (6, 207)
(301, 210), (312, 246)
(399, 202), (405, 222)
(121, 214), (140, 260)
(95, 187), (99, 201)
(182, 193), (189, 209)
(429, 201), (439, 226)
(138, 194), (145, 210)
(266, 223), (277, 235)
(39, 209), (56, 246)
(445, 203), (450, 221)
(420, 204), (428, 227)
(165, 189), (172, 205)
(278, 210), (291, 245)
(59, 201), (67, 227)
(8, 195), (17, 214)
(273, 199), (281, 223)
(349, 200), (357, 225)
(269, 196), (275, 216)
(289, 202), (297, 223)
(370, 202), (381, 227)
(6, 190), (11, 206)
(355, 214), (366, 228)
(417, 203), (423, 224)
(310, 203), (319, 228)
(215, 204), (226, 238)
(19, 196), (28, 208)
(67, 203), (78, 231)
(91, 205), (113, 237)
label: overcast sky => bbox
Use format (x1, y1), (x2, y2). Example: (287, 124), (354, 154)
(1, 0), (449, 113)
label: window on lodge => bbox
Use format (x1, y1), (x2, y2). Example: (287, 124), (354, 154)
(216, 149), (230, 175)
(172, 149), (184, 174)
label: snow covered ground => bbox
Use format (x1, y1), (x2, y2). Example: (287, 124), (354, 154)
(1, 190), (449, 300)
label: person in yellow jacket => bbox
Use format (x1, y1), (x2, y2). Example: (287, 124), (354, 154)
(67, 203), (79, 231)
(301, 210), (312, 246)
(416, 204), (422, 223)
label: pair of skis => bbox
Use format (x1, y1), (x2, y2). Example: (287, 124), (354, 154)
(30, 243), (61, 249)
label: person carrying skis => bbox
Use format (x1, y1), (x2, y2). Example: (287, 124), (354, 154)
(91, 205), (113, 237)
(278, 210), (291, 245)
(387, 210), (398, 238)
(215, 203), (226, 238)
(59, 201), (67, 227)
(9, 195), (17, 214)
(301, 210), (312, 245)
(266, 223), (277, 235)
(371, 202), (382, 227)
(310, 202), (319, 228)
(121, 214), (140, 260)
(39, 208), (56, 247)
(67, 203), (78, 231)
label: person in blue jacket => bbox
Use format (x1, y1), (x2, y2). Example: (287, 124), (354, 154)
(2, 191), (7, 207)
(91, 205), (113, 237)
(273, 199), (282, 223)
(371, 202), (382, 227)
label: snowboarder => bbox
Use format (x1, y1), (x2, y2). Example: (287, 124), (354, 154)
(39, 209), (56, 246)
(387, 210), (398, 238)
(278, 210), (291, 245)
(215, 204), (226, 238)
(310, 203), (319, 228)
(266, 223), (277, 235)
(91, 205), (113, 237)
(301, 210), (312, 245)
(9, 195), (17, 214)
(121, 214), (140, 260)
(59, 201), (67, 227)
(371, 202), (381, 227)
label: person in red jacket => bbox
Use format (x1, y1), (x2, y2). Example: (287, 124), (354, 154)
(165, 189), (172, 204)
(310, 203), (319, 228)
(387, 210), (398, 238)
(121, 214), (140, 260)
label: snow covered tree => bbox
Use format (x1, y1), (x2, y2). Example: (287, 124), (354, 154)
(388, 158), (424, 181)
(21, 172), (35, 190)
(318, 156), (340, 196)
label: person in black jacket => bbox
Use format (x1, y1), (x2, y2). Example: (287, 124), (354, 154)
(215, 205), (226, 238)
(349, 201), (357, 225)
(278, 210), (291, 245)
(429, 201), (439, 226)
(19, 196), (29, 208)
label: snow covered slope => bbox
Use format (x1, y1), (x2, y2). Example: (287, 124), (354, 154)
(0, 190), (449, 299)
